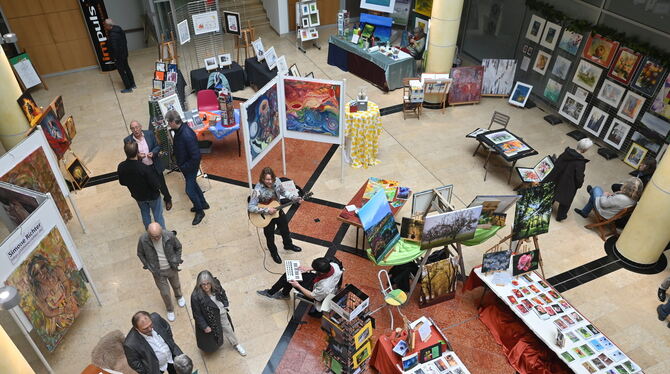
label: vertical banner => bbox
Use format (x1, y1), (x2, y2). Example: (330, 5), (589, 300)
(79, 0), (115, 71)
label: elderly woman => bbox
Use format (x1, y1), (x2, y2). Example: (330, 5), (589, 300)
(545, 138), (593, 221)
(190, 271), (246, 356)
(574, 177), (643, 219)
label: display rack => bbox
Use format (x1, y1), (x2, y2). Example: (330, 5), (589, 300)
(148, 99), (177, 172)
(295, 0), (321, 53)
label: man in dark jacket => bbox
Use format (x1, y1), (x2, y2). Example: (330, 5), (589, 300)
(104, 18), (135, 93)
(165, 110), (209, 225)
(123, 311), (183, 374)
(124, 120), (172, 210)
(544, 138), (593, 221)
(118, 142), (166, 229)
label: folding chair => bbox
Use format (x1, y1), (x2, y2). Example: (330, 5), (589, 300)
(472, 111), (510, 156)
(402, 77), (422, 120)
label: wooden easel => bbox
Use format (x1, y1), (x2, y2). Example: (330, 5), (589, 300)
(235, 22), (255, 64)
(159, 32), (178, 64)
(11, 49), (48, 91)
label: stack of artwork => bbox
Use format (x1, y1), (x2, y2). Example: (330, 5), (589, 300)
(358, 189), (400, 263)
(516, 156), (554, 183)
(512, 183), (555, 241)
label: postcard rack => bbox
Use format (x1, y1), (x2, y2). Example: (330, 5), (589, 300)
(148, 100), (177, 172)
(321, 312), (373, 373)
(295, 0), (321, 53)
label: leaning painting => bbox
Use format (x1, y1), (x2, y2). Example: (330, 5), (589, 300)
(243, 80), (281, 166)
(283, 78), (341, 140)
(448, 66), (484, 105)
(512, 183), (555, 240)
(359, 189), (400, 262)
(5, 227), (89, 352)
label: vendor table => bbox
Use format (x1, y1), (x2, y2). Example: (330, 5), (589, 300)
(245, 57), (276, 90)
(470, 268), (642, 374)
(327, 35), (416, 91)
(184, 109), (242, 155)
(474, 129), (538, 184)
(189, 62), (246, 93)
(344, 101), (382, 169)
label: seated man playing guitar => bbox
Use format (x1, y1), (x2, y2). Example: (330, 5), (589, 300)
(248, 167), (303, 263)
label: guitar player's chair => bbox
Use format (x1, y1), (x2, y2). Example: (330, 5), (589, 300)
(290, 261), (345, 321)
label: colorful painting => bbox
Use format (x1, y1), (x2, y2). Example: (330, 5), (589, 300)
(413, 0), (433, 17)
(421, 206), (482, 249)
(607, 47), (642, 85)
(243, 80), (280, 164)
(551, 55), (571, 80)
(223, 11), (240, 35)
(651, 75), (670, 120)
(67, 157), (90, 189)
(632, 57), (666, 97)
(509, 82), (533, 107)
(481, 59), (516, 96)
(572, 59), (603, 92)
(284, 79), (341, 139)
(360, 0), (396, 13)
(532, 50), (551, 75)
(543, 79), (562, 103)
(37, 107), (69, 159)
(0, 183), (39, 233)
(17, 92), (42, 127)
(448, 66), (484, 105)
(5, 227), (89, 352)
(617, 90), (646, 123)
(359, 189), (400, 262)
(582, 34), (620, 68)
(512, 183), (555, 241)
(558, 30), (584, 55)
(1, 148), (72, 221)
(597, 79), (626, 108)
(539, 21), (561, 51)
(512, 250), (540, 276)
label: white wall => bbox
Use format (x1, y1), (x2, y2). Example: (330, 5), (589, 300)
(263, 0), (289, 34)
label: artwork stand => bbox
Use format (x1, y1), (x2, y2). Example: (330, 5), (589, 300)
(513, 236), (545, 279)
(235, 23), (255, 63)
(159, 32), (178, 64)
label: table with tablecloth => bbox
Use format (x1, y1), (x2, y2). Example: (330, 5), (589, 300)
(327, 35), (416, 91)
(189, 62), (246, 92)
(344, 101), (382, 169)
(245, 57), (276, 90)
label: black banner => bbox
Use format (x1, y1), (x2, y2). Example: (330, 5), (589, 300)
(79, 0), (114, 71)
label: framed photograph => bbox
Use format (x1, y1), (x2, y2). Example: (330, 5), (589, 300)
(275, 55), (288, 75)
(582, 34), (620, 68)
(288, 64), (300, 77)
(309, 12), (320, 27)
(305, 72), (315, 78)
(631, 57), (666, 97)
(539, 21), (561, 50)
(252, 38), (265, 61)
(631, 131), (661, 154)
(525, 15), (545, 43)
(597, 79), (626, 108)
(217, 53), (232, 68)
(204, 57), (218, 71)
(583, 106), (609, 137)
(352, 340), (371, 369)
(299, 28), (310, 41)
(617, 90), (646, 122)
(543, 79), (562, 103)
(309, 28), (319, 39)
(300, 3), (310, 15)
(64, 116), (76, 141)
(308, 2), (318, 14)
(177, 20), (190, 45)
(520, 56), (531, 72)
(551, 55), (571, 80)
(572, 59), (603, 92)
(608, 47), (642, 85)
(301, 17), (309, 28)
(624, 143), (648, 168)
(558, 92), (588, 124)
(360, 0), (395, 13)
(264, 46), (278, 69)
(50, 95), (65, 120)
(532, 50), (551, 75)
(512, 250), (540, 276)
(67, 156), (90, 189)
(223, 11), (241, 35)
(509, 81), (533, 107)
(191, 10), (220, 35)
(603, 118), (631, 149)
(353, 319), (373, 349)
(558, 29), (584, 55)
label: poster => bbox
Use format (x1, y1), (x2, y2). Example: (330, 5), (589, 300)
(512, 183), (555, 241)
(9, 54), (41, 89)
(192, 11), (220, 35)
(78, 0), (113, 71)
(4, 227), (89, 352)
(283, 77), (342, 143)
(241, 79), (282, 168)
(177, 20), (190, 45)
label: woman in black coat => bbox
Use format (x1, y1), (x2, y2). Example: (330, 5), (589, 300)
(544, 139), (592, 221)
(191, 270), (246, 356)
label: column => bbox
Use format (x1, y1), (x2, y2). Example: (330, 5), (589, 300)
(0, 47), (31, 151)
(424, 0), (465, 73)
(0, 325), (35, 373)
(615, 154), (670, 265)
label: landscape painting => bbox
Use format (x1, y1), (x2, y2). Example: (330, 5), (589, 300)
(284, 78), (341, 139)
(512, 183), (555, 240)
(448, 66), (484, 105)
(359, 189), (400, 262)
(421, 206), (483, 249)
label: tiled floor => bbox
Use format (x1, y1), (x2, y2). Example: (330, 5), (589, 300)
(2, 24), (669, 374)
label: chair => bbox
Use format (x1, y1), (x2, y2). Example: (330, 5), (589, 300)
(368, 270), (408, 329)
(402, 77), (422, 120)
(290, 262), (345, 320)
(584, 206), (635, 241)
(196, 89), (218, 112)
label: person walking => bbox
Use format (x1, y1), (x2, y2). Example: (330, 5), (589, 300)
(137, 222), (185, 322)
(118, 142), (166, 229)
(190, 270), (246, 356)
(544, 138), (592, 221)
(104, 18), (135, 93)
(165, 110), (209, 225)
(657, 275), (670, 326)
(123, 311), (183, 374)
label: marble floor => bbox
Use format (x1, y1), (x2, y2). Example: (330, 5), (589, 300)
(3, 24), (670, 374)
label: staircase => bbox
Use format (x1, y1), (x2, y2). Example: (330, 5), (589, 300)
(220, 0), (269, 29)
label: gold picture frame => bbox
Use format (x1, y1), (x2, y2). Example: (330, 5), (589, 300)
(623, 142), (648, 169)
(352, 319), (373, 349)
(352, 340), (372, 369)
(66, 155), (90, 190)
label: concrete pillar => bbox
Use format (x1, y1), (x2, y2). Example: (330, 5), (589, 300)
(424, 0), (464, 73)
(0, 325), (35, 373)
(0, 47), (31, 152)
(615, 153), (670, 265)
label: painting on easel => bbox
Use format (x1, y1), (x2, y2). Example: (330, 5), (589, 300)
(512, 183), (555, 241)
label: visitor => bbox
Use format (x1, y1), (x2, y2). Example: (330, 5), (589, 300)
(173, 354), (197, 374)
(612, 158), (656, 192)
(401, 27), (426, 59)
(573, 177), (643, 219)
(104, 19), (135, 93)
(190, 270), (246, 356)
(657, 276), (670, 326)
(544, 138), (593, 221)
(123, 311), (183, 374)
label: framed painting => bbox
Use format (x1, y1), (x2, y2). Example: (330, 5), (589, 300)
(264, 46), (278, 69)
(607, 47), (642, 85)
(309, 2), (318, 14)
(191, 10), (220, 35)
(157, 94), (184, 120)
(631, 57), (666, 97)
(38, 107), (70, 159)
(603, 118), (631, 149)
(532, 50), (551, 75)
(558, 29), (583, 55)
(525, 14), (545, 43)
(282, 77), (343, 144)
(617, 90), (646, 123)
(543, 79), (562, 103)
(301, 17), (309, 28)
(241, 77), (282, 168)
(448, 66), (484, 105)
(597, 79), (626, 108)
(583, 106), (609, 137)
(252, 38), (265, 61)
(352, 341), (372, 368)
(360, 0), (396, 13)
(223, 11), (241, 35)
(582, 34), (620, 68)
(651, 74), (670, 120)
(288, 64), (300, 77)
(509, 82), (533, 107)
(67, 156), (90, 189)
(481, 59), (516, 96)
(640, 112), (670, 138)
(420, 206), (482, 249)
(512, 183), (555, 241)
(631, 131), (661, 154)
(309, 13), (320, 27)
(63, 116), (76, 141)
(539, 21), (561, 51)
(275, 55), (288, 75)
(177, 20), (190, 45)
(50, 96), (64, 120)
(572, 59), (603, 92)
(17, 92), (42, 127)
(551, 55), (571, 80)
(558, 93), (588, 125)
(413, 0), (433, 17)
(623, 143), (648, 168)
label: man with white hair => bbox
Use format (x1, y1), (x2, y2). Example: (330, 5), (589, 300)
(544, 138), (593, 221)
(104, 18), (135, 93)
(173, 354), (196, 374)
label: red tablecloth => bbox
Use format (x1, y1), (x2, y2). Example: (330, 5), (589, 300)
(370, 324), (447, 374)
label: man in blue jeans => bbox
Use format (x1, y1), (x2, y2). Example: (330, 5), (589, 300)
(165, 110), (209, 225)
(657, 276), (670, 326)
(118, 142), (166, 229)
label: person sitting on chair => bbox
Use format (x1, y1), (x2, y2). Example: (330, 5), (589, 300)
(257, 257), (343, 317)
(612, 158), (656, 192)
(400, 27), (426, 59)
(574, 177), (643, 220)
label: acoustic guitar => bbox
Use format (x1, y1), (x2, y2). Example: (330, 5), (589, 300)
(249, 192), (313, 228)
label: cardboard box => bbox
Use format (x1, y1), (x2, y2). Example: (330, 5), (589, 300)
(329, 284), (370, 322)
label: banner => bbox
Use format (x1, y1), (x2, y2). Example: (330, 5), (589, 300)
(79, 0), (114, 71)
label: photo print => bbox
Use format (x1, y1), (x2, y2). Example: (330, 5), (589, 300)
(512, 183), (555, 240)
(583, 106), (609, 137)
(512, 249), (540, 276)
(603, 118), (631, 149)
(558, 93), (587, 124)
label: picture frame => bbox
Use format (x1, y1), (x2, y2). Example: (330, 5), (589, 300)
(583, 106), (609, 137)
(532, 50), (551, 75)
(558, 92), (588, 124)
(467, 195), (521, 214)
(352, 340), (371, 369)
(301, 17), (309, 28)
(448, 65), (484, 105)
(308, 2), (318, 14)
(308, 28), (319, 39)
(191, 10), (220, 35)
(607, 47), (642, 85)
(411, 185), (453, 216)
(155, 61), (166, 72)
(264, 46), (278, 69)
(275, 55), (288, 75)
(603, 118), (631, 149)
(572, 59), (603, 92)
(574, 87), (589, 101)
(157, 94), (184, 121)
(50, 96), (65, 120)
(400, 217), (423, 242)
(300, 3), (310, 15)
(419, 342), (442, 363)
(360, 0), (396, 13)
(66, 156), (90, 190)
(558, 29), (584, 55)
(154, 71), (165, 81)
(652, 75), (670, 120)
(288, 63), (300, 77)
(17, 92), (42, 127)
(223, 11), (241, 35)
(177, 20), (190, 45)
(597, 79), (626, 108)
(299, 28), (310, 41)
(631, 57), (666, 97)
(509, 81), (533, 107)
(543, 79), (562, 103)
(617, 90), (646, 123)
(520, 56), (531, 72)
(582, 33), (620, 68)
(217, 53), (232, 68)
(38, 106), (70, 159)
(252, 38), (265, 61)
(551, 55), (571, 80)
(539, 21), (561, 51)
(631, 131), (661, 154)
(64, 116), (76, 141)
(204, 57), (218, 71)
(525, 15), (545, 43)
(623, 143), (648, 168)
(309, 12), (320, 27)
(353, 319), (373, 349)
(640, 112), (670, 138)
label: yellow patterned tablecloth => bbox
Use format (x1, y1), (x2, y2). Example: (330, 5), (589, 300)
(344, 101), (382, 168)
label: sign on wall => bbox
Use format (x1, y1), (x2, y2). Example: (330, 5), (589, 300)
(79, 0), (115, 71)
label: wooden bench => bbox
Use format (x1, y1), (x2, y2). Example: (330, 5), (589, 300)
(584, 206), (634, 241)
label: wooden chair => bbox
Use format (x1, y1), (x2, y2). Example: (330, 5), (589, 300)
(402, 77), (422, 120)
(584, 206), (635, 241)
(472, 111), (510, 156)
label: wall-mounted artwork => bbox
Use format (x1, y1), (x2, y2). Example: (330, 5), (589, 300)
(607, 47), (642, 85)
(413, 0), (433, 17)
(539, 21), (561, 50)
(283, 77), (342, 143)
(597, 79), (626, 108)
(241, 79), (281, 167)
(17, 92), (42, 127)
(624, 143), (648, 169)
(640, 112), (670, 138)
(512, 183), (555, 241)
(191, 11), (220, 35)
(532, 50), (551, 75)
(603, 118), (631, 149)
(481, 59), (516, 96)
(177, 20), (190, 45)
(420, 206), (482, 249)
(223, 11), (240, 35)
(631, 131), (661, 154)
(617, 90), (645, 123)
(38, 107), (70, 159)
(631, 57), (665, 97)
(360, 0), (396, 13)
(558, 30), (583, 55)
(583, 106), (609, 137)
(551, 55), (571, 80)
(558, 93), (587, 124)
(448, 66), (484, 105)
(651, 75), (670, 120)
(525, 15), (545, 43)
(543, 79), (562, 103)
(572, 59), (603, 92)
(582, 34), (620, 68)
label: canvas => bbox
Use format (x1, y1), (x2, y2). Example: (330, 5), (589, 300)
(512, 250), (540, 276)
(0, 183), (39, 233)
(223, 11), (240, 35)
(509, 82), (533, 107)
(603, 118), (631, 149)
(481, 59), (516, 96)
(359, 189), (399, 262)
(400, 217), (423, 242)
(5, 227), (89, 351)
(532, 50), (551, 75)
(558, 93), (587, 125)
(412, 185), (453, 216)
(617, 90), (645, 123)
(551, 56), (571, 80)
(50, 96), (64, 120)
(651, 74), (670, 120)
(17, 92), (42, 127)
(631, 57), (666, 97)
(264, 46), (278, 69)
(413, 0), (433, 17)
(482, 250), (511, 273)
(640, 112), (670, 138)
(558, 30), (583, 55)
(525, 15), (545, 43)
(608, 47), (642, 85)
(64, 116), (76, 141)
(38, 107), (70, 159)
(631, 131), (661, 154)
(67, 157), (89, 189)
(512, 183), (555, 240)
(583, 106), (609, 137)
(468, 195), (520, 214)
(539, 21), (561, 50)
(243, 81), (280, 163)
(421, 206), (482, 249)
(284, 78), (341, 138)
(420, 258), (458, 305)
(597, 79), (626, 108)
(582, 34), (620, 68)
(572, 59), (603, 92)
(448, 66), (484, 105)
(543, 79), (562, 103)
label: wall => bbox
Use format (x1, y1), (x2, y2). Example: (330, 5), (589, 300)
(287, 0), (339, 31)
(0, 324), (35, 374)
(263, 0), (289, 34)
(104, 0), (147, 51)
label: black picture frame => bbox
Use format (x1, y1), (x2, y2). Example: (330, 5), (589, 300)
(223, 11), (241, 35)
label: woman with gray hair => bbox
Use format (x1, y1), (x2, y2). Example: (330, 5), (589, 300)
(544, 138), (593, 221)
(574, 177), (643, 219)
(190, 270), (246, 356)
(173, 354), (195, 374)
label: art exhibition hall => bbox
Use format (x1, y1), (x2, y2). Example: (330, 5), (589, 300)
(0, 0), (669, 373)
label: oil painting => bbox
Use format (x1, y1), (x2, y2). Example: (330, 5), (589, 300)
(448, 66), (484, 105)
(284, 78), (341, 138)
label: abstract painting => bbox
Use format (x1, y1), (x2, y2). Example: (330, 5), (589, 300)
(38, 107), (70, 159)
(558, 30), (583, 55)
(359, 189), (399, 262)
(608, 47), (642, 85)
(617, 90), (645, 123)
(5, 227), (89, 352)
(448, 66), (484, 105)
(17, 92), (42, 127)
(632, 57), (666, 97)
(597, 79), (626, 108)
(509, 82), (533, 107)
(582, 34), (620, 68)
(572, 59), (603, 92)
(603, 118), (631, 149)
(481, 59), (516, 96)
(243, 80), (280, 165)
(512, 183), (555, 241)
(623, 143), (648, 168)
(651, 75), (670, 120)
(543, 79), (562, 103)
(283, 78), (341, 141)
(532, 50), (551, 75)
(0, 148), (72, 221)
(421, 206), (482, 249)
